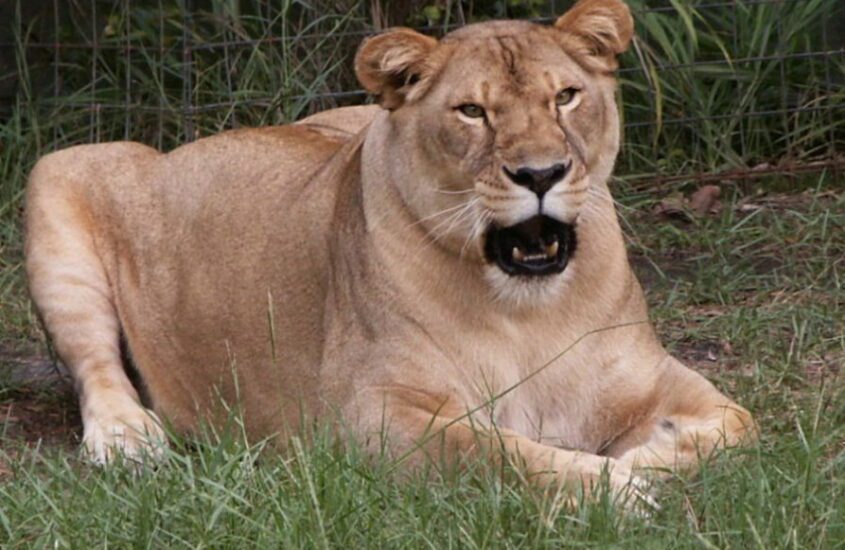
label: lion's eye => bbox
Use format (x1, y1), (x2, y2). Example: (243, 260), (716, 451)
(457, 104), (486, 119)
(555, 88), (578, 106)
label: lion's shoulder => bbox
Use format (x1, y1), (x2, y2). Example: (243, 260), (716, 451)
(296, 105), (381, 138)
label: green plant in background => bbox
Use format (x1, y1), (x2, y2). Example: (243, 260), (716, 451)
(411, 0), (548, 25)
(8, 0), (367, 149)
(620, 0), (843, 178)
(5, 0), (843, 168)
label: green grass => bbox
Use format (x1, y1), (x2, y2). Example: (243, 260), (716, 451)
(1, 177), (842, 548)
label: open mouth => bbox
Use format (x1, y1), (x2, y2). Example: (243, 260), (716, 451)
(483, 216), (576, 277)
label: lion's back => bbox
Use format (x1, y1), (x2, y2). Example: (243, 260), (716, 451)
(121, 125), (353, 430)
(27, 123), (353, 433)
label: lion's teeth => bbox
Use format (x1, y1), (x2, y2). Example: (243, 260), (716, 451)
(513, 245), (559, 263)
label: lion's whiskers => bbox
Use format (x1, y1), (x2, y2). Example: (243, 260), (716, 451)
(460, 210), (490, 259)
(410, 198), (480, 260)
(405, 198), (477, 230)
(425, 198), (479, 243)
(433, 187), (474, 196)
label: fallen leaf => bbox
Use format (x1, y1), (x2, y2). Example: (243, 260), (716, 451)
(689, 184), (722, 216)
(653, 191), (688, 219)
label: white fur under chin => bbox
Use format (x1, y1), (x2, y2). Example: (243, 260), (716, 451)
(484, 262), (577, 308)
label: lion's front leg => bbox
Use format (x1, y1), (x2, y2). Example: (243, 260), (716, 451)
(356, 386), (651, 507)
(607, 358), (756, 476)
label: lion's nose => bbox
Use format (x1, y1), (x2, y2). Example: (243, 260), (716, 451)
(503, 162), (569, 198)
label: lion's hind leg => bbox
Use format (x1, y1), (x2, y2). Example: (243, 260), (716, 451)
(24, 146), (166, 465)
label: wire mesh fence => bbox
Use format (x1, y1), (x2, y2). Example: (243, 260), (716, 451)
(1, 0), (843, 184)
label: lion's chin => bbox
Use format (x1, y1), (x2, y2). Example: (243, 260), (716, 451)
(483, 264), (573, 308)
(483, 215), (576, 277)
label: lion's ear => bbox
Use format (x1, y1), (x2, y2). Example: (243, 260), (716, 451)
(554, 0), (634, 72)
(355, 28), (438, 110)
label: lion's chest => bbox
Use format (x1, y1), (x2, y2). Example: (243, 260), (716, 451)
(454, 324), (619, 453)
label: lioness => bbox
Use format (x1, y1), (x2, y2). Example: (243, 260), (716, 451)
(25, 0), (754, 500)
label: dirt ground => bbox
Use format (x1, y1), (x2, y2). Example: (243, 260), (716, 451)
(1, 352), (78, 452)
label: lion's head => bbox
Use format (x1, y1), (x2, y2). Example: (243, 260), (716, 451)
(355, 0), (633, 304)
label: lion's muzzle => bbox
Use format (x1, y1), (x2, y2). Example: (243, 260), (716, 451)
(483, 215), (576, 277)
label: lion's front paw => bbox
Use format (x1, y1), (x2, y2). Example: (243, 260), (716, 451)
(82, 403), (167, 466)
(578, 457), (659, 513)
(608, 469), (659, 513)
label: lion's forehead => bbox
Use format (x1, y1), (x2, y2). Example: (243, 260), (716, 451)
(438, 33), (583, 101)
(432, 50), (584, 110)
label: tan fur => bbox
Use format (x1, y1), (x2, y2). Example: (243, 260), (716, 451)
(25, 0), (754, 502)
